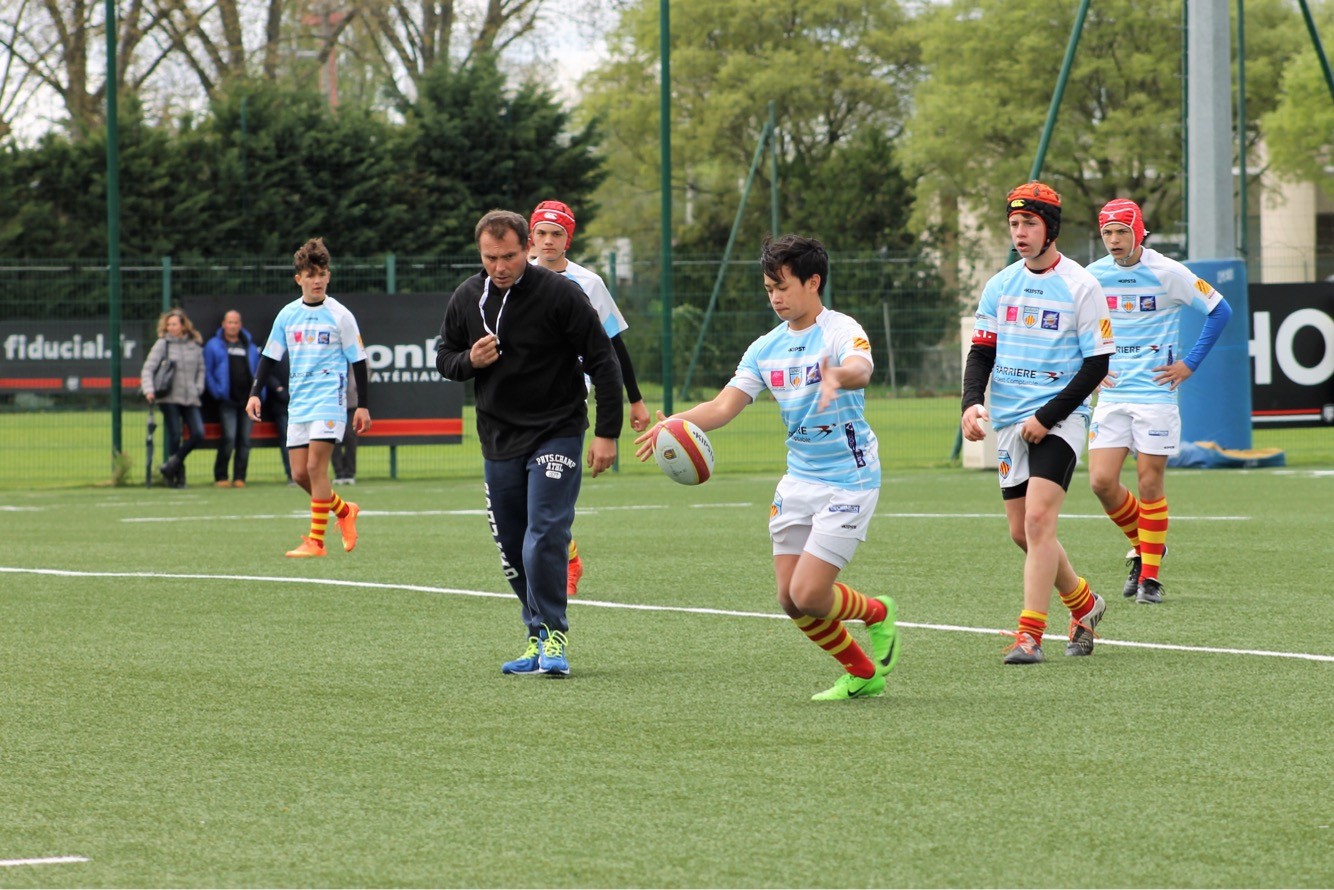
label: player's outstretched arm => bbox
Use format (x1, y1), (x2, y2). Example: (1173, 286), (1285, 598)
(633, 388), (750, 462)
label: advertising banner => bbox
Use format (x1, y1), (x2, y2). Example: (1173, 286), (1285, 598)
(1248, 282), (1334, 428)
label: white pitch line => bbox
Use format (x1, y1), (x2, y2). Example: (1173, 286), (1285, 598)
(2, 566), (1328, 663)
(0, 856), (88, 867)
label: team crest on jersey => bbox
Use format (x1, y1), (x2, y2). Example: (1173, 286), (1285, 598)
(1005, 306), (1020, 324)
(789, 367), (802, 388)
(997, 449), (1012, 480)
(1122, 299), (1137, 312)
(318, 331), (331, 344)
(805, 364), (822, 385)
(852, 336), (870, 352)
(1022, 307), (1039, 328)
(770, 493), (783, 519)
(1041, 310), (1060, 331)
(324, 420), (336, 431)
(1139, 296), (1157, 312)
(1089, 421), (1099, 442)
(770, 370), (785, 388)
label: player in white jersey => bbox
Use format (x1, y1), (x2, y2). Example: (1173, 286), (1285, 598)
(962, 182), (1115, 665)
(529, 200), (651, 597)
(246, 238), (370, 558)
(634, 235), (899, 701)
(1087, 199), (1233, 605)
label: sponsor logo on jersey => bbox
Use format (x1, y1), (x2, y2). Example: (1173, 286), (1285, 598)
(805, 363), (822, 385)
(1041, 310), (1060, 330)
(1043, 371), (1061, 381)
(318, 331), (331, 344)
(1005, 306), (1020, 324)
(769, 370), (785, 388)
(828, 504), (861, 514)
(1116, 345), (1140, 354)
(1106, 295), (1118, 311)
(1139, 295), (1157, 312)
(293, 332), (303, 343)
(1023, 307), (1039, 328)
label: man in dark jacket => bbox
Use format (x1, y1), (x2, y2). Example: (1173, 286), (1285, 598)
(437, 209), (624, 678)
(204, 309), (260, 487)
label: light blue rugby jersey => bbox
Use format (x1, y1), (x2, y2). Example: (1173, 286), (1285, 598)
(1087, 247), (1223, 405)
(261, 296), (368, 424)
(972, 256), (1115, 429)
(727, 307), (879, 490)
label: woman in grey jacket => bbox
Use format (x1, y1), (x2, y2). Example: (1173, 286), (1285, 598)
(141, 309), (206, 488)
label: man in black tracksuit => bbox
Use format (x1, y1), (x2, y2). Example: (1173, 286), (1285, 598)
(437, 209), (623, 678)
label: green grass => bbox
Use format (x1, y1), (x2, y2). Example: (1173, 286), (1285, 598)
(2, 467), (1332, 886)
(4, 389), (1331, 489)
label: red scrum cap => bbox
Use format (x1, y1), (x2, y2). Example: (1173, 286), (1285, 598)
(1099, 198), (1148, 250)
(1006, 181), (1062, 250)
(530, 200), (576, 249)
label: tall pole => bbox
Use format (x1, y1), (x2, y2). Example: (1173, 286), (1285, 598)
(1187, 0), (1236, 259)
(106, 0), (123, 466)
(1236, 0), (1248, 258)
(659, 0), (673, 416)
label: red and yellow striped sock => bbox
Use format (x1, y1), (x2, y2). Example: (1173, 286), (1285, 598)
(792, 615), (877, 679)
(329, 492), (350, 520)
(1059, 577), (1094, 620)
(308, 497), (332, 545)
(825, 582), (888, 625)
(1139, 497), (1168, 581)
(1107, 489), (1141, 551)
(568, 539), (579, 561)
(1017, 610), (1047, 646)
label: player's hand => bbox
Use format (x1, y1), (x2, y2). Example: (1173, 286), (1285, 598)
(246, 395), (262, 421)
(469, 334), (500, 368)
(1098, 369), (1120, 391)
(1152, 361), (1192, 391)
(634, 410), (669, 462)
(1020, 415), (1049, 444)
(961, 404), (989, 442)
(587, 436), (617, 477)
(629, 400), (651, 433)
(353, 407), (371, 433)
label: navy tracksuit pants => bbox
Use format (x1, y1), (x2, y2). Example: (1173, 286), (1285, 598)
(483, 435), (583, 637)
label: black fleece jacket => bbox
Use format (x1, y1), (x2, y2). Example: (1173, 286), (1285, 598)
(436, 264), (624, 461)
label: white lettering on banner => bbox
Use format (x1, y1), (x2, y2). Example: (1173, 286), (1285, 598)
(2, 333), (138, 361)
(1250, 310), (1334, 388)
(364, 338), (441, 371)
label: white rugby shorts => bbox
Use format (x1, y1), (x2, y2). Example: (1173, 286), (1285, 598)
(1089, 402), (1181, 455)
(769, 475), (879, 570)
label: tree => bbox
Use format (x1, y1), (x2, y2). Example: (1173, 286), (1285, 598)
(394, 54), (604, 255)
(1261, 4), (1334, 187)
(904, 0), (1305, 259)
(577, 0), (922, 260)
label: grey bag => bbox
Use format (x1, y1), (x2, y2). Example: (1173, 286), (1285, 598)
(152, 358), (176, 394)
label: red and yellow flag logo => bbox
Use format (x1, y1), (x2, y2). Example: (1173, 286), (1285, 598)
(852, 336), (870, 351)
(1099, 318), (1113, 340)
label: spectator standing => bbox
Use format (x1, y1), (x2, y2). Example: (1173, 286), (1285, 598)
(332, 369), (358, 485)
(264, 352), (294, 484)
(204, 309), (260, 487)
(142, 308), (205, 489)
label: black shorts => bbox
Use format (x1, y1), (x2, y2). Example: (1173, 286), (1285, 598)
(1000, 434), (1078, 501)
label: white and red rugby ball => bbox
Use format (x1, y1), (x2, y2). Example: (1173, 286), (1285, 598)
(653, 418), (714, 485)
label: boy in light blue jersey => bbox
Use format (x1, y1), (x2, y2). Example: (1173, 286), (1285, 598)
(1086, 199), (1232, 604)
(962, 182), (1114, 665)
(635, 234), (899, 701)
(247, 238), (370, 557)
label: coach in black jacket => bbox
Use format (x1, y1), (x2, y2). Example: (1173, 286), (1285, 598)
(437, 209), (623, 678)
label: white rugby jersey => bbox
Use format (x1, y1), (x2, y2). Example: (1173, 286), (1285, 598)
(727, 307), (879, 490)
(561, 260), (629, 340)
(971, 255), (1115, 429)
(261, 296), (367, 424)
(1087, 247), (1223, 405)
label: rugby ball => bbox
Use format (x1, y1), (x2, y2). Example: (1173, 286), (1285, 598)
(653, 418), (714, 485)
